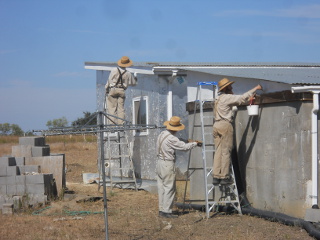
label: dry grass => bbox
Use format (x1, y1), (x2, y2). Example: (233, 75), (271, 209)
(0, 136), (314, 240)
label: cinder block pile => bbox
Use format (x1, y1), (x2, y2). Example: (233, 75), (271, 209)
(0, 136), (65, 214)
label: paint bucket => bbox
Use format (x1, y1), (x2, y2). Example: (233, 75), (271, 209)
(247, 105), (259, 116)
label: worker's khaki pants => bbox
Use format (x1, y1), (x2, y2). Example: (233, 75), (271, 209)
(156, 159), (176, 213)
(106, 88), (125, 125)
(213, 120), (234, 179)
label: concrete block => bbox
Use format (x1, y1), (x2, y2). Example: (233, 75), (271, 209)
(0, 195), (5, 207)
(18, 165), (41, 175)
(0, 176), (15, 185)
(305, 208), (320, 222)
(6, 185), (25, 195)
(0, 185), (6, 194)
(13, 196), (23, 209)
(6, 166), (19, 176)
(15, 175), (26, 184)
(0, 167), (6, 177)
(26, 184), (46, 194)
(12, 145), (32, 158)
(0, 157), (16, 166)
(25, 174), (55, 197)
(26, 194), (48, 206)
(19, 137), (46, 146)
(15, 157), (25, 166)
(27, 154), (65, 197)
(32, 146), (50, 157)
(26, 174), (52, 184)
(2, 203), (13, 215)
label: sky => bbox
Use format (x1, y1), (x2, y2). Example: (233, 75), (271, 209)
(0, 0), (320, 132)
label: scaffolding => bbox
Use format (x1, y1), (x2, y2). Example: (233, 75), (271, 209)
(33, 111), (159, 240)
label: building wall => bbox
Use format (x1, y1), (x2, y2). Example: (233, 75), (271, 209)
(235, 101), (318, 218)
(187, 100), (318, 218)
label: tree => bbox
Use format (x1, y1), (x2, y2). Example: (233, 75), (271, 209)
(11, 124), (24, 136)
(46, 117), (68, 129)
(71, 111), (97, 126)
(0, 123), (11, 135)
(0, 123), (24, 136)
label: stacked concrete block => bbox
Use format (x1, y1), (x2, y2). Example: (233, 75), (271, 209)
(12, 136), (50, 158)
(0, 136), (65, 214)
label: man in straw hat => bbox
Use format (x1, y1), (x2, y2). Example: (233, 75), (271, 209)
(156, 116), (201, 218)
(105, 56), (137, 124)
(213, 78), (262, 185)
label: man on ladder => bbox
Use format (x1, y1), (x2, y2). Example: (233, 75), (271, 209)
(105, 56), (137, 125)
(212, 78), (262, 185)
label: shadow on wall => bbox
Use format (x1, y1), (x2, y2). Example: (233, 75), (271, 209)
(234, 106), (264, 195)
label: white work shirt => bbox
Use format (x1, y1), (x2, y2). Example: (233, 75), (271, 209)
(105, 67), (137, 90)
(214, 89), (256, 122)
(156, 130), (197, 161)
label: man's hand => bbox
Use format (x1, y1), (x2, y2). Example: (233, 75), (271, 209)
(255, 84), (263, 91)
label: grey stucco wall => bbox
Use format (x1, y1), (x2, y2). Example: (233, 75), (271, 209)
(187, 100), (319, 218)
(97, 70), (193, 180)
(235, 101), (317, 218)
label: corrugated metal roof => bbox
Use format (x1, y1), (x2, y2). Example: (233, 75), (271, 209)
(84, 62), (320, 85)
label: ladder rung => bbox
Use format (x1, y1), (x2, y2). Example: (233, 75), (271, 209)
(111, 180), (136, 184)
(110, 142), (128, 145)
(104, 155), (130, 159)
(204, 150), (215, 153)
(106, 167), (132, 170)
(104, 180), (136, 184)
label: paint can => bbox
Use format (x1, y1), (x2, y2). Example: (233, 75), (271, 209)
(247, 105), (259, 116)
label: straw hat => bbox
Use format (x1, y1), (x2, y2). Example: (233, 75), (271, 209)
(218, 78), (235, 92)
(163, 116), (185, 131)
(117, 56), (133, 67)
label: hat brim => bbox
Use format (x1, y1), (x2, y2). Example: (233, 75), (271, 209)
(118, 59), (133, 67)
(219, 81), (235, 92)
(164, 121), (185, 131)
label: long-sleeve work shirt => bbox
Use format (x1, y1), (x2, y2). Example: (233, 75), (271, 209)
(156, 130), (197, 161)
(105, 67), (137, 90)
(214, 89), (256, 122)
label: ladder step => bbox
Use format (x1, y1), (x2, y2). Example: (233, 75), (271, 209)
(109, 180), (136, 183)
(104, 155), (130, 159)
(103, 180), (136, 184)
(105, 167), (132, 170)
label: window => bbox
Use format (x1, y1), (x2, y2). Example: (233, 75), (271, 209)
(132, 96), (148, 136)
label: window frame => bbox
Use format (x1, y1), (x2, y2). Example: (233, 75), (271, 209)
(132, 96), (149, 136)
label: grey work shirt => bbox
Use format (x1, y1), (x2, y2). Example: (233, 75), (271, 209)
(156, 130), (197, 161)
(105, 67), (137, 90)
(214, 89), (256, 122)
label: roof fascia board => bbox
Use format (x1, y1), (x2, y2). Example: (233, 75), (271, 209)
(85, 65), (154, 75)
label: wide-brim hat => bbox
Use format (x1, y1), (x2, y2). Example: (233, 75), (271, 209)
(117, 56), (133, 67)
(218, 78), (235, 92)
(164, 116), (185, 131)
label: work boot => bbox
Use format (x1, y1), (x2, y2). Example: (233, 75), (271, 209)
(220, 178), (233, 185)
(212, 178), (220, 185)
(160, 212), (178, 218)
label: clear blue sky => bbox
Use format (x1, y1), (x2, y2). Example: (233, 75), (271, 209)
(0, 0), (319, 132)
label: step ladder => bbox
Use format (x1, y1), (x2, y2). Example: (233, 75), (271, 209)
(183, 81), (242, 218)
(102, 131), (138, 191)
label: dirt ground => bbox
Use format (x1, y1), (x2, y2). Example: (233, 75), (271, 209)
(0, 139), (316, 240)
